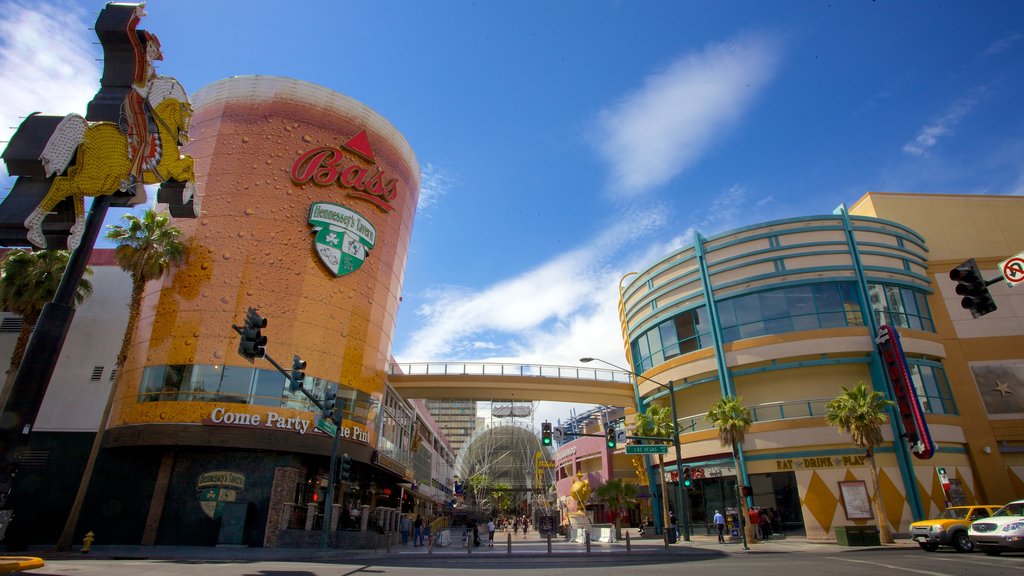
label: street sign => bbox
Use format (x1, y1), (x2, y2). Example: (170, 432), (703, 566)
(999, 252), (1024, 287)
(625, 444), (668, 454)
(316, 416), (337, 436)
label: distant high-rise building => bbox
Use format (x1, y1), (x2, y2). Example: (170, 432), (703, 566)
(424, 399), (479, 457)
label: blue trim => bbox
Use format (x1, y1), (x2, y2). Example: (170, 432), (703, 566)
(838, 205), (924, 521)
(731, 355), (871, 378)
(701, 216), (846, 246)
(847, 216), (929, 250)
(694, 232), (752, 506)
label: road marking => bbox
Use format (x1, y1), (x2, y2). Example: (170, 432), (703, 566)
(826, 556), (953, 576)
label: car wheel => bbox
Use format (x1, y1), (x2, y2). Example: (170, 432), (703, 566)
(952, 531), (973, 552)
(982, 550), (1002, 556)
(918, 542), (938, 552)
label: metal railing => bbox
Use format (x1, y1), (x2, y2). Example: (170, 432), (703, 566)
(388, 362), (632, 383)
(677, 398), (832, 433)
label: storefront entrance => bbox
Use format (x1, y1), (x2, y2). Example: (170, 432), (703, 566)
(682, 470), (804, 536)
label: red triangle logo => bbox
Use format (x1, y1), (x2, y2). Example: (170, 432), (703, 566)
(341, 130), (375, 163)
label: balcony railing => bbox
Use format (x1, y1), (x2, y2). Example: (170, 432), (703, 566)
(677, 398), (832, 433)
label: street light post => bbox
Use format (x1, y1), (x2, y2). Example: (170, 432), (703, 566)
(580, 357), (690, 542)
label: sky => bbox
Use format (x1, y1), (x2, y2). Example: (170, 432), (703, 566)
(2, 0), (1023, 426)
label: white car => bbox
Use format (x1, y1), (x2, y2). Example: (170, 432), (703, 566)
(969, 499), (1024, 556)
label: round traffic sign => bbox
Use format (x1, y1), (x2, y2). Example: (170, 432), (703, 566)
(1002, 257), (1024, 284)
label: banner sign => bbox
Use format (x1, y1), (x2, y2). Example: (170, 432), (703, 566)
(876, 325), (935, 459)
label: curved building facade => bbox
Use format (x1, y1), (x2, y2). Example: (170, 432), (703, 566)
(99, 76), (421, 546)
(621, 195), (1024, 540)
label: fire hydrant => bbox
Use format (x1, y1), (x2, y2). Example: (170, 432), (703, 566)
(81, 531), (95, 554)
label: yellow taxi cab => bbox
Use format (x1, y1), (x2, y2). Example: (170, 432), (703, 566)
(910, 504), (999, 552)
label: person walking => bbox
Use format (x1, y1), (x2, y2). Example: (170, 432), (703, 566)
(749, 507), (762, 541)
(487, 517), (496, 547)
(713, 509), (726, 543)
(413, 515), (424, 547)
(400, 514), (411, 546)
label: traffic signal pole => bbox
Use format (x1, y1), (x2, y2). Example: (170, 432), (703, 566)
(320, 423), (342, 549)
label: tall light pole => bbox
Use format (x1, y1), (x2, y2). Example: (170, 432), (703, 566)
(580, 357), (690, 542)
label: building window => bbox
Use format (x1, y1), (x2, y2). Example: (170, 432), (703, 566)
(630, 306), (710, 373)
(717, 282), (864, 343)
(907, 362), (957, 415)
(136, 363), (373, 425)
(867, 283), (934, 332)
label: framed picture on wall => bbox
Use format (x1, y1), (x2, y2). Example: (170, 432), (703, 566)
(838, 480), (873, 520)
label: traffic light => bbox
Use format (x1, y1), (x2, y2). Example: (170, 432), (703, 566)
(338, 453), (352, 482)
(606, 426), (616, 449)
(321, 387), (341, 425)
(949, 258), (997, 318)
(682, 466), (693, 489)
(541, 422), (552, 446)
(238, 307), (268, 361)
(290, 355), (307, 392)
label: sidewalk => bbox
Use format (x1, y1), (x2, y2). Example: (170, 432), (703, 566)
(16, 531), (918, 563)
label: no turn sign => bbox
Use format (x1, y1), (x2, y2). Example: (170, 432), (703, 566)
(999, 252), (1024, 287)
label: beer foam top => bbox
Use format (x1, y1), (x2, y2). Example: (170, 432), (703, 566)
(192, 75), (418, 182)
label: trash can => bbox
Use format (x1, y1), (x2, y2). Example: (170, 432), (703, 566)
(835, 526), (855, 546)
(860, 526), (881, 546)
(667, 526), (678, 544)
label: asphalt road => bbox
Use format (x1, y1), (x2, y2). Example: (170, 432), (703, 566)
(19, 547), (1024, 576)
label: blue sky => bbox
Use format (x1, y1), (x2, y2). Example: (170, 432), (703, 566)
(2, 1), (1023, 422)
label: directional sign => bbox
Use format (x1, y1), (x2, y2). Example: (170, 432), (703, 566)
(316, 416), (337, 436)
(999, 252), (1024, 287)
(625, 444), (668, 454)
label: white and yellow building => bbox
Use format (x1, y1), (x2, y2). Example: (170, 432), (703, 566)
(620, 193), (1024, 539)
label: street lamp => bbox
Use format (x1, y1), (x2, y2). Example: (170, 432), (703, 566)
(580, 357), (690, 542)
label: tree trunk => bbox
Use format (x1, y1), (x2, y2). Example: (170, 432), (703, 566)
(0, 313), (37, 408)
(866, 449), (894, 544)
(57, 277), (144, 551)
(735, 448), (755, 545)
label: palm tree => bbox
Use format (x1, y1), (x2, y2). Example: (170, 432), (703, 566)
(104, 209), (186, 369)
(0, 249), (92, 407)
(594, 478), (638, 540)
(825, 381), (896, 544)
(706, 395), (754, 546)
(57, 209), (185, 550)
(633, 404), (675, 537)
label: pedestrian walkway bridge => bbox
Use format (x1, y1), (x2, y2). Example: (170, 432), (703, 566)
(387, 362), (635, 406)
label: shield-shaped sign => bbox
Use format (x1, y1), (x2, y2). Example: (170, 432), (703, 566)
(308, 202), (376, 277)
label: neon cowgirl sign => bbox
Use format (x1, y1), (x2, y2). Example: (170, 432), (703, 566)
(290, 130), (397, 213)
(875, 325), (935, 459)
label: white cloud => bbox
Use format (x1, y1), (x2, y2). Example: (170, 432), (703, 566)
(902, 87), (987, 157)
(594, 32), (783, 196)
(984, 32), (1023, 56)
(396, 207), (666, 365)
(417, 162), (455, 212)
(0, 1), (99, 179)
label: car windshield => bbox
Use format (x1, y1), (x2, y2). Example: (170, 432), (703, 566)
(939, 508), (969, 520)
(992, 502), (1024, 517)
